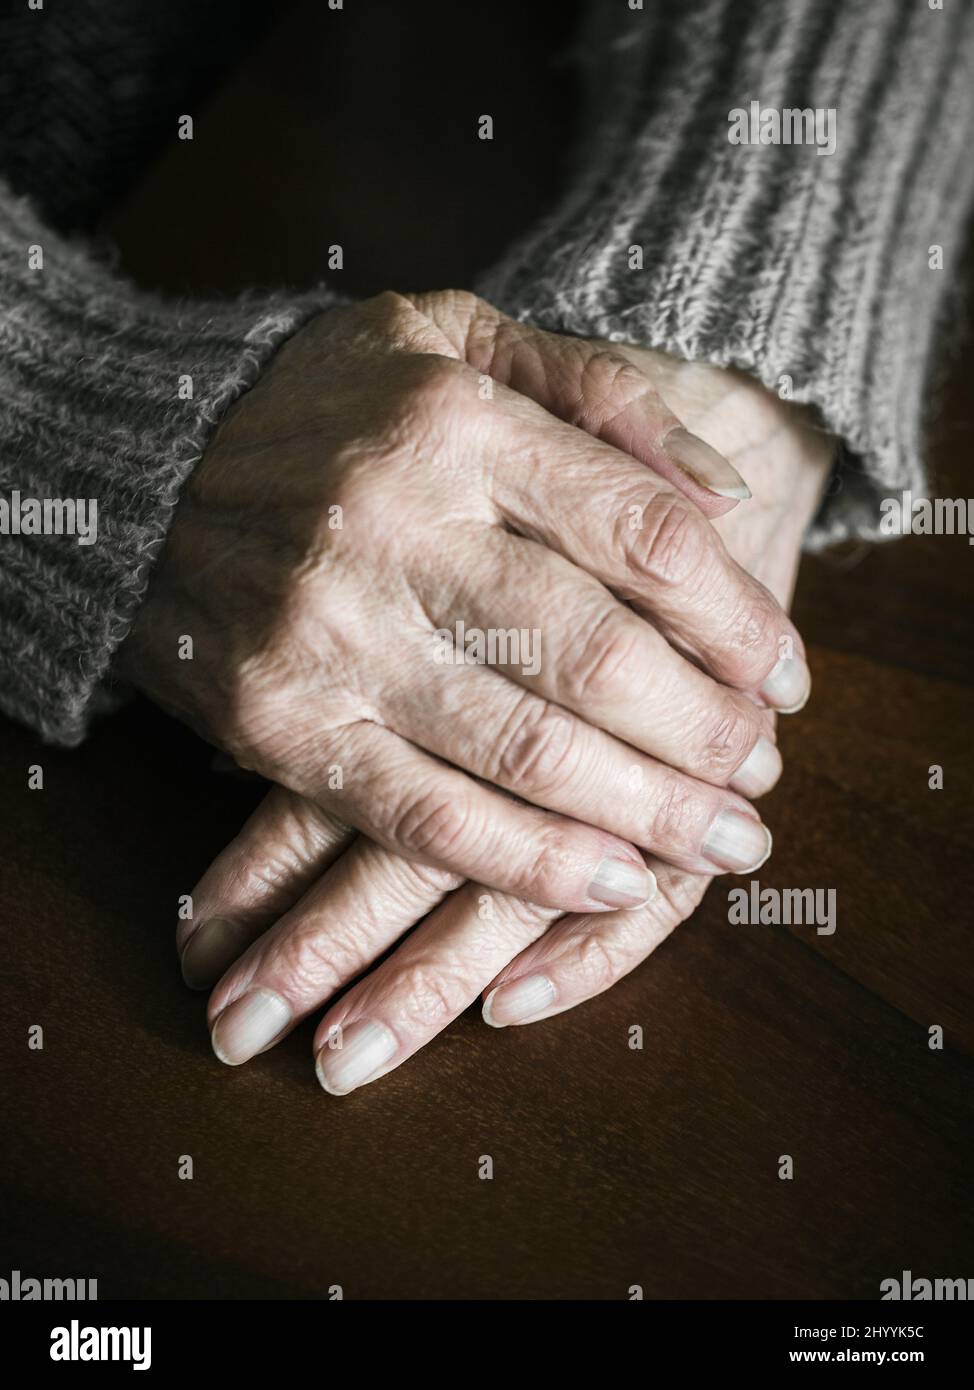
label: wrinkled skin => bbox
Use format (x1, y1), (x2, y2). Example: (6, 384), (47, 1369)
(165, 322), (834, 1092)
(124, 291), (812, 925)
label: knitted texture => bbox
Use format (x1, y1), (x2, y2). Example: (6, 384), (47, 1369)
(478, 0), (974, 549)
(0, 183), (343, 745)
(2, 0), (973, 749)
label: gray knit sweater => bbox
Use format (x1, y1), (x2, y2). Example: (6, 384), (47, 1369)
(1, 0), (973, 748)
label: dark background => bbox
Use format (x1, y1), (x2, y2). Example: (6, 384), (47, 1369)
(1, 0), (972, 1299)
(108, 0), (580, 298)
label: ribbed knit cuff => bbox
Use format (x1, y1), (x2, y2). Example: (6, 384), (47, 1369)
(478, 0), (974, 549)
(0, 183), (346, 745)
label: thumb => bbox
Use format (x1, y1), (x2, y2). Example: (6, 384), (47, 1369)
(416, 291), (750, 518)
(483, 316), (751, 519)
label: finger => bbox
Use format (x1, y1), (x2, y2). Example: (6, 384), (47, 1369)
(481, 859), (712, 1027)
(207, 837), (462, 1067)
(389, 652), (775, 875)
(178, 787), (357, 991)
(487, 412), (810, 710)
(280, 719), (658, 914)
(312, 883), (560, 1096)
(406, 291), (749, 517)
(412, 525), (782, 794)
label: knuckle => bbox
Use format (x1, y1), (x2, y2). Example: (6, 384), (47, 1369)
(229, 855), (301, 906)
(497, 895), (558, 935)
(276, 925), (347, 998)
(396, 960), (469, 1028)
(574, 350), (648, 430)
(624, 495), (709, 588)
(391, 788), (472, 864)
(398, 860), (466, 897)
(495, 699), (578, 794)
(517, 827), (577, 905)
(562, 608), (643, 706)
(647, 774), (697, 852)
(697, 704), (756, 781)
(366, 849), (464, 912)
(569, 931), (622, 995)
(244, 803), (345, 879)
(721, 591), (781, 687)
(653, 868), (711, 925)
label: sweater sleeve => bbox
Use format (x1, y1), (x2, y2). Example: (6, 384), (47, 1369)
(477, 0), (974, 550)
(0, 181), (345, 746)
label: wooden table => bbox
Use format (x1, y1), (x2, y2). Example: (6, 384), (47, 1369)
(2, 0), (972, 1301)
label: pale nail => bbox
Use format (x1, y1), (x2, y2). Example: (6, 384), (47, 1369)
(483, 974), (556, 1028)
(665, 428), (751, 500)
(728, 736), (782, 798)
(760, 655), (811, 712)
(589, 857), (657, 909)
(702, 810), (772, 873)
(211, 988), (292, 1066)
(181, 918), (249, 991)
(315, 1019), (398, 1096)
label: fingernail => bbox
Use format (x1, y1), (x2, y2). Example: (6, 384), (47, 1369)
(211, 988), (292, 1066)
(702, 810), (772, 873)
(728, 736), (782, 798)
(589, 857), (657, 909)
(760, 655), (811, 712)
(315, 1019), (398, 1096)
(665, 428), (751, 500)
(483, 973), (556, 1028)
(181, 918), (249, 991)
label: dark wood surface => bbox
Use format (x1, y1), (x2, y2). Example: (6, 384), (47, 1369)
(2, 0), (972, 1300)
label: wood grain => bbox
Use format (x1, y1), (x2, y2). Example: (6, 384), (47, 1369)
(1, 0), (971, 1300)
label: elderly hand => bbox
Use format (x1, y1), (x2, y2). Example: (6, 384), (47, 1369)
(174, 336), (833, 1085)
(125, 291), (808, 916)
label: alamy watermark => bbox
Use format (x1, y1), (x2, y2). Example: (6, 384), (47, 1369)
(881, 1270), (973, 1300)
(879, 491), (974, 543)
(728, 100), (837, 157)
(1, 1268), (97, 1299)
(432, 621), (541, 677)
(728, 879), (836, 935)
(0, 490), (97, 545)
(50, 1321), (151, 1371)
